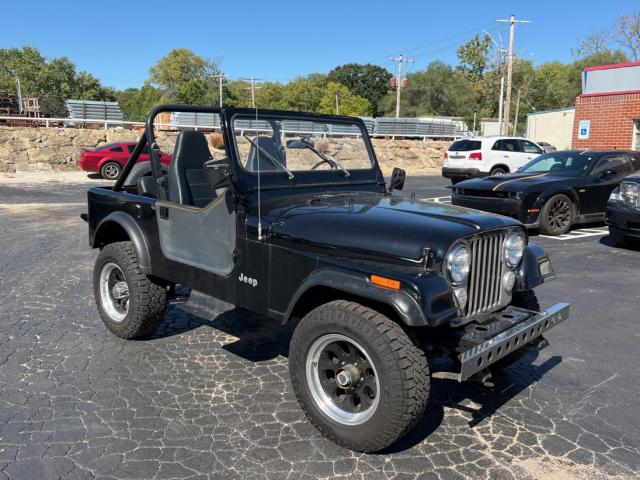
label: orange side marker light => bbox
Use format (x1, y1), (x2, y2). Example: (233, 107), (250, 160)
(370, 275), (400, 290)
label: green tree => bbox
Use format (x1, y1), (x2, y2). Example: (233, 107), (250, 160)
(115, 84), (163, 121)
(318, 82), (370, 116)
(327, 63), (391, 116)
(456, 34), (493, 78)
(149, 48), (221, 104)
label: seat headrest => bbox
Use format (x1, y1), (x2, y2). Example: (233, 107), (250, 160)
(174, 130), (212, 168)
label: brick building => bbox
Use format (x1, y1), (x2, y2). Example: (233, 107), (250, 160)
(571, 61), (640, 150)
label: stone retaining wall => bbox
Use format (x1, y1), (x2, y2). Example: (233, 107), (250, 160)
(0, 126), (448, 176)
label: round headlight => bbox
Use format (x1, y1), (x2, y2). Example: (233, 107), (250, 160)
(504, 231), (525, 267)
(447, 243), (470, 284)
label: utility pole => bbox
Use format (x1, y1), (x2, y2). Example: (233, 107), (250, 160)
(497, 77), (504, 134)
(244, 78), (262, 108)
(389, 55), (414, 118)
(16, 76), (23, 114)
(335, 94), (339, 115)
(497, 14), (531, 135)
(210, 74), (226, 107)
(512, 89), (521, 135)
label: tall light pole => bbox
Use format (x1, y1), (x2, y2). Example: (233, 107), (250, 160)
(389, 55), (414, 118)
(497, 15), (531, 135)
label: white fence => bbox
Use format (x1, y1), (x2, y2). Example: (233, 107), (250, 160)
(0, 115), (464, 139)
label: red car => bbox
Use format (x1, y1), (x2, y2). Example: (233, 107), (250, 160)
(77, 141), (172, 179)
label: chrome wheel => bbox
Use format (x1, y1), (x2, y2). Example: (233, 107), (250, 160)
(547, 198), (571, 232)
(101, 162), (121, 180)
(306, 334), (380, 426)
(99, 262), (129, 322)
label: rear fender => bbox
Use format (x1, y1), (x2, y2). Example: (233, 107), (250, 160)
(92, 211), (152, 273)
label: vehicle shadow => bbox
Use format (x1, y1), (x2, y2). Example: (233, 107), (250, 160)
(528, 220), (605, 238)
(599, 234), (640, 251)
(151, 305), (561, 453)
(150, 304), (297, 362)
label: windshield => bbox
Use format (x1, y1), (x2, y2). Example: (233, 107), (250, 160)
(232, 115), (373, 175)
(520, 152), (596, 176)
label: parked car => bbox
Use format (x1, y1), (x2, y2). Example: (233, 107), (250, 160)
(442, 136), (543, 184)
(536, 141), (557, 153)
(606, 171), (640, 246)
(452, 150), (640, 235)
(77, 141), (172, 179)
(83, 104), (569, 452)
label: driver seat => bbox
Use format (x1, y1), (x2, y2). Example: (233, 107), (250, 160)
(167, 131), (214, 207)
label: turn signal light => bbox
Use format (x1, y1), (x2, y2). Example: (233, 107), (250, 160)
(371, 275), (400, 290)
(469, 152), (482, 161)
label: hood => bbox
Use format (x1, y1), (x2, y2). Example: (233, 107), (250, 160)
(263, 192), (520, 263)
(623, 171), (640, 182)
(457, 172), (578, 192)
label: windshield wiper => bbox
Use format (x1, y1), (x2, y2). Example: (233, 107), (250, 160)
(243, 134), (295, 179)
(303, 144), (351, 178)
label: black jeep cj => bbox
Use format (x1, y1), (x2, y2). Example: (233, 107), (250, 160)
(84, 105), (569, 452)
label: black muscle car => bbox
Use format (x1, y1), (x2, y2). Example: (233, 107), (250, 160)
(451, 150), (640, 235)
(606, 171), (640, 245)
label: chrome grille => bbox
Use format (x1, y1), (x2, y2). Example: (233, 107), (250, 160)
(465, 231), (508, 319)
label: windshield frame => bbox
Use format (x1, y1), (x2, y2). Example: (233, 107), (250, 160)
(222, 109), (384, 192)
(518, 151), (597, 177)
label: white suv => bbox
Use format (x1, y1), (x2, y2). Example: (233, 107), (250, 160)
(442, 136), (543, 184)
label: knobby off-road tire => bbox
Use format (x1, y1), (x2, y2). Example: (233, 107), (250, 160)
(490, 290), (541, 373)
(94, 241), (167, 339)
(289, 300), (430, 452)
(540, 193), (574, 235)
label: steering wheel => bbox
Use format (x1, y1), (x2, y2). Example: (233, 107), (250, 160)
(311, 158), (338, 170)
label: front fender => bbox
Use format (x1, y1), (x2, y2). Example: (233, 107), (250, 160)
(92, 211), (152, 273)
(284, 268), (458, 327)
(516, 243), (556, 291)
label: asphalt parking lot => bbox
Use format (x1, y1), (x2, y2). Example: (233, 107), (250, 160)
(1, 174), (639, 480)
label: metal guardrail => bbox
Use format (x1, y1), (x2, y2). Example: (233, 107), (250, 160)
(0, 114), (462, 139)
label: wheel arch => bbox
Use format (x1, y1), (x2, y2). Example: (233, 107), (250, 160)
(283, 268), (430, 327)
(93, 212), (152, 272)
(490, 164), (510, 174)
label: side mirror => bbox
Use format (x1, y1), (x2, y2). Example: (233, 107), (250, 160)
(388, 167), (406, 192)
(287, 138), (315, 149)
(204, 158), (231, 189)
(600, 168), (617, 179)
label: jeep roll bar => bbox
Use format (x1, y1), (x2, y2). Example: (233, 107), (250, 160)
(113, 104), (222, 195)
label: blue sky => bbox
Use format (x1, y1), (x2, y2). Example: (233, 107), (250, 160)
(2, 0), (635, 89)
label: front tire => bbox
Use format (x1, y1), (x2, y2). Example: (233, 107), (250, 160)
(94, 241), (167, 339)
(289, 300), (430, 452)
(540, 194), (574, 235)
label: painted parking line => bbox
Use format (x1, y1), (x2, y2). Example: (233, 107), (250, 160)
(539, 227), (608, 241)
(424, 196), (452, 204)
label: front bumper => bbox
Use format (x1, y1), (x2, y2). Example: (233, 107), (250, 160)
(457, 302), (570, 381)
(605, 204), (640, 238)
(442, 167), (488, 180)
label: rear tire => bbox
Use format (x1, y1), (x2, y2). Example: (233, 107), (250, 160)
(94, 241), (167, 339)
(491, 290), (540, 373)
(289, 300), (430, 452)
(540, 194), (574, 235)
(100, 161), (122, 180)
(490, 166), (508, 176)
